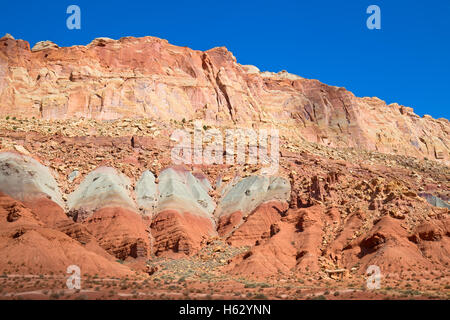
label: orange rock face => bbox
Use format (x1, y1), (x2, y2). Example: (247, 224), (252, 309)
(0, 192), (132, 277)
(83, 207), (151, 260)
(219, 201), (288, 247)
(225, 204), (327, 277)
(151, 210), (216, 256)
(0, 35), (448, 162)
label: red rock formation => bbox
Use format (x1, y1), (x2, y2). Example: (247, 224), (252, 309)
(339, 215), (448, 274)
(290, 205), (328, 273)
(218, 201), (287, 246)
(0, 192), (132, 277)
(150, 210), (216, 256)
(82, 207), (151, 260)
(0, 35), (448, 162)
(22, 197), (68, 228)
(224, 204), (325, 277)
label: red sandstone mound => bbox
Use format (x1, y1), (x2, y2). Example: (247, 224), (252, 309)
(0, 192), (132, 277)
(225, 200), (449, 278)
(66, 166), (152, 261)
(0, 140), (448, 282)
(338, 215), (448, 275)
(224, 204), (328, 277)
(223, 201), (297, 277)
(83, 207), (151, 261)
(151, 209), (216, 256)
(219, 201), (288, 247)
(216, 176), (291, 240)
(150, 166), (217, 256)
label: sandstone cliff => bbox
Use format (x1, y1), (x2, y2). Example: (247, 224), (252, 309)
(0, 34), (448, 162)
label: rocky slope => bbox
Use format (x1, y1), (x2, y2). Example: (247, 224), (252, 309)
(0, 34), (448, 162)
(0, 124), (448, 281)
(0, 34), (448, 299)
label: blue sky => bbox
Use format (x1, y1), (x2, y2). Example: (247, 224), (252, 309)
(1, 0), (449, 119)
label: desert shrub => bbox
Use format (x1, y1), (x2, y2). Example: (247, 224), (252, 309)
(50, 293), (60, 300)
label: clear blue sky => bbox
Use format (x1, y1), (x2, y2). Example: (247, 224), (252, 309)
(1, 0), (449, 119)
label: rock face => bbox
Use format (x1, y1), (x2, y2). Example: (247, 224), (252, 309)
(217, 176), (290, 217)
(67, 166), (135, 221)
(0, 192), (132, 277)
(216, 175), (290, 240)
(67, 166), (151, 260)
(340, 216), (438, 273)
(157, 166), (215, 217)
(82, 207), (151, 260)
(135, 170), (158, 216)
(0, 35), (448, 162)
(31, 41), (59, 52)
(150, 166), (217, 256)
(224, 204), (323, 276)
(0, 152), (69, 228)
(0, 152), (137, 264)
(0, 140), (448, 284)
(0, 152), (64, 208)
